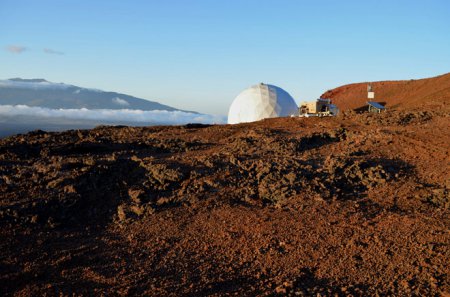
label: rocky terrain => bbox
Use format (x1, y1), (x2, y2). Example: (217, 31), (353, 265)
(0, 102), (449, 296)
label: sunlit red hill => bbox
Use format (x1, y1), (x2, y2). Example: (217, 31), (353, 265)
(321, 72), (450, 111)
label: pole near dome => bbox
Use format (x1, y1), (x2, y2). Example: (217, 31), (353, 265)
(368, 83), (375, 99)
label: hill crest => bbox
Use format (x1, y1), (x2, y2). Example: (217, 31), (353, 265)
(321, 72), (450, 111)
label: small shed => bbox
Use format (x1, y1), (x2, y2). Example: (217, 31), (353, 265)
(367, 101), (386, 113)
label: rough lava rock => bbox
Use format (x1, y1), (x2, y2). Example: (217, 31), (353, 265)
(0, 106), (449, 296)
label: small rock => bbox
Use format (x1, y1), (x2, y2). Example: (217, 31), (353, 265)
(275, 286), (287, 294)
(30, 215), (39, 224)
(156, 197), (171, 206)
(128, 188), (144, 203)
(130, 205), (144, 216)
(283, 281), (293, 288)
(117, 205), (127, 221)
(63, 185), (76, 193)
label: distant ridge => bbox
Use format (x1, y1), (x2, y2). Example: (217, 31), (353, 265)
(9, 78), (49, 83)
(0, 78), (195, 113)
(321, 73), (450, 111)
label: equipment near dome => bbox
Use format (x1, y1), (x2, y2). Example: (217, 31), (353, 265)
(299, 98), (339, 117)
(368, 83), (375, 99)
(367, 101), (386, 113)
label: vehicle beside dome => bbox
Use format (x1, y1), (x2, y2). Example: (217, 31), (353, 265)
(299, 98), (340, 117)
(228, 83), (298, 124)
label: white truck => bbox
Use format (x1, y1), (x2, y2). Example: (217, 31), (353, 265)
(299, 98), (339, 117)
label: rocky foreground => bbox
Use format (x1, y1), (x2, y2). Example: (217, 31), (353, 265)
(0, 107), (449, 296)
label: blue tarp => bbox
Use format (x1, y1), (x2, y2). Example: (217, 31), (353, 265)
(367, 101), (385, 109)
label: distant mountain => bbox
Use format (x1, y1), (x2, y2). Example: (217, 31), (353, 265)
(0, 78), (226, 138)
(0, 78), (190, 112)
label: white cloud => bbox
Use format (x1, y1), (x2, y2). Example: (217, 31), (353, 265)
(0, 105), (226, 125)
(112, 97), (130, 106)
(5, 45), (27, 54)
(43, 48), (64, 55)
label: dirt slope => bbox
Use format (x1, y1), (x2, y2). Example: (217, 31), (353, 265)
(321, 73), (450, 111)
(0, 104), (449, 296)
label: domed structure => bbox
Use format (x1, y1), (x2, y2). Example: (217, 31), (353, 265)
(228, 83), (298, 124)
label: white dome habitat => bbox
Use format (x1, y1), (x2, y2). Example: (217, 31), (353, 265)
(228, 83), (298, 124)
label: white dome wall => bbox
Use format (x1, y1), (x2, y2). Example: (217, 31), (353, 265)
(228, 83), (298, 124)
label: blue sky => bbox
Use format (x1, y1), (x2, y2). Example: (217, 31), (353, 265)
(1, 0), (449, 115)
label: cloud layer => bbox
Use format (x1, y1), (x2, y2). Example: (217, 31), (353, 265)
(0, 105), (225, 125)
(6, 45), (27, 54)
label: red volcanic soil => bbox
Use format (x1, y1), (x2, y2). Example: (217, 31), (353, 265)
(322, 73), (450, 111)
(0, 87), (449, 295)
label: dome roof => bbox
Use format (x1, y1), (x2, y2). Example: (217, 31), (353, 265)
(228, 83), (298, 124)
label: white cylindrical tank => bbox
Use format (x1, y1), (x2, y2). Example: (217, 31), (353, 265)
(228, 83), (298, 124)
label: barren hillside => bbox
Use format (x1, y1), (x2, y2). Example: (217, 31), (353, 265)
(321, 73), (450, 111)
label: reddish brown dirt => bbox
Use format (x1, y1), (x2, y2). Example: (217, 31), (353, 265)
(1, 95), (449, 296)
(321, 72), (450, 111)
